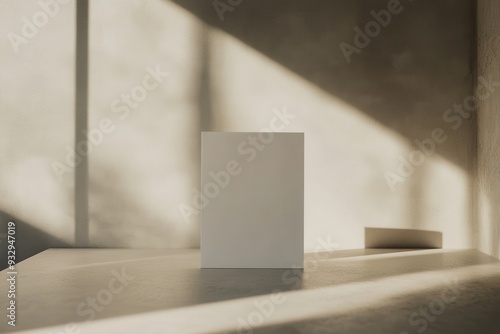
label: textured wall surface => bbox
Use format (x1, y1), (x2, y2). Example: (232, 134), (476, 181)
(0, 0), (75, 266)
(477, 0), (500, 259)
(0, 0), (476, 261)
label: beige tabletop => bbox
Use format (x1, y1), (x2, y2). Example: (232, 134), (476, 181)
(1, 248), (500, 334)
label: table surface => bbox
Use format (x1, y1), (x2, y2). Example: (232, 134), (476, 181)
(1, 248), (500, 334)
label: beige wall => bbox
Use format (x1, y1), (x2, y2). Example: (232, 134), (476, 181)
(477, 0), (500, 259)
(0, 0), (478, 262)
(0, 0), (75, 262)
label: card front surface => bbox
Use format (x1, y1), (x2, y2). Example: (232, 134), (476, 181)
(201, 132), (304, 268)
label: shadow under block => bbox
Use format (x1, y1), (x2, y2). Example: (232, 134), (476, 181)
(201, 132), (304, 268)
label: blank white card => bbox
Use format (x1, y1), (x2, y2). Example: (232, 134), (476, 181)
(201, 132), (304, 268)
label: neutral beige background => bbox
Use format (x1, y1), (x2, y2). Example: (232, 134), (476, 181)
(0, 0), (490, 260)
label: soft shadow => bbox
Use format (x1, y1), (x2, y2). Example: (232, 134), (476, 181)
(88, 164), (177, 247)
(197, 268), (303, 304)
(220, 265), (500, 334)
(75, 0), (89, 247)
(4, 248), (497, 331)
(170, 0), (475, 171)
(0, 210), (70, 271)
(305, 248), (423, 260)
(299, 249), (497, 289)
